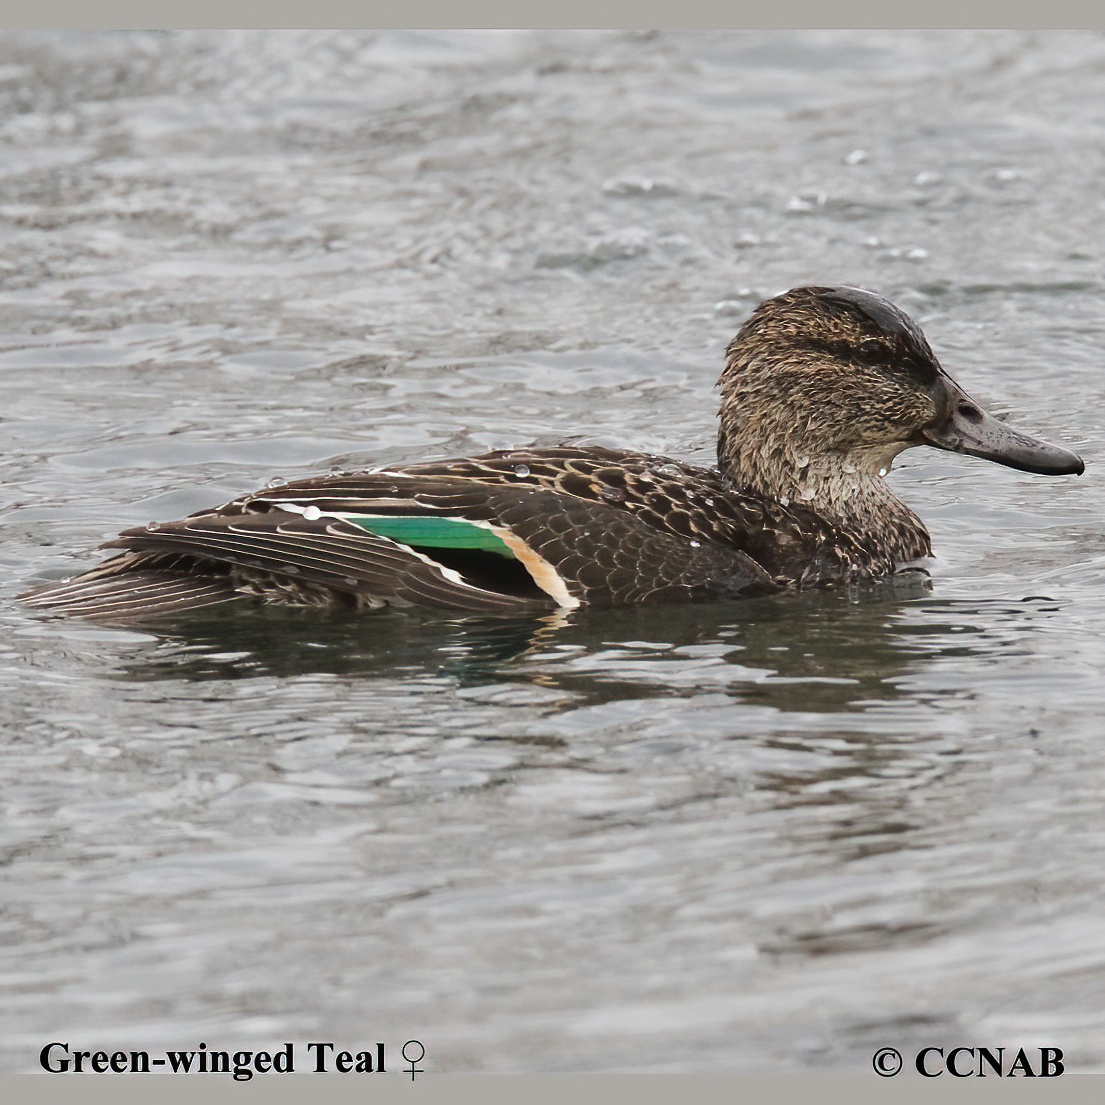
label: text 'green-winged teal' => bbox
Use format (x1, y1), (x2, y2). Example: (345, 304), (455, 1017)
(22, 286), (1085, 620)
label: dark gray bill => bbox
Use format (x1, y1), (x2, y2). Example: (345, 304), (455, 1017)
(921, 380), (1084, 476)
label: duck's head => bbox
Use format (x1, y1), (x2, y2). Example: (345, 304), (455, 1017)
(717, 285), (1084, 510)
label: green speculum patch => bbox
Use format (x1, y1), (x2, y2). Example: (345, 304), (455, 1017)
(347, 515), (517, 559)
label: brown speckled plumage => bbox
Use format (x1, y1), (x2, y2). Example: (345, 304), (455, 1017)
(22, 286), (1084, 620)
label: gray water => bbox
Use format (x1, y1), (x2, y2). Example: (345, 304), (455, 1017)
(2, 30), (1104, 1074)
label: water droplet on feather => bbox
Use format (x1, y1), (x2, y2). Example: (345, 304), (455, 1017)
(267, 476), (287, 488)
(514, 464), (530, 477)
(303, 505), (321, 521)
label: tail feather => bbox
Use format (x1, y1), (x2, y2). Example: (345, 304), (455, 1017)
(21, 569), (244, 621)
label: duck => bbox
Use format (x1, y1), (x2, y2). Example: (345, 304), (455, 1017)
(21, 285), (1084, 621)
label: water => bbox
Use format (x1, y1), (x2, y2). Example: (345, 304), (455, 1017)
(2, 30), (1105, 1073)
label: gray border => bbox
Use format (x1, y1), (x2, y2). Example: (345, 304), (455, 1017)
(8, 1072), (1105, 1103)
(0, 1), (1103, 30)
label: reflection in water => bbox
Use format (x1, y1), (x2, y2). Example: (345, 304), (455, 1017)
(112, 604), (569, 683)
(99, 576), (994, 855)
(102, 579), (968, 872)
(114, 573), (935, 700)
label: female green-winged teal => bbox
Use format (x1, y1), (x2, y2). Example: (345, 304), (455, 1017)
(22, 286), (1084, 620)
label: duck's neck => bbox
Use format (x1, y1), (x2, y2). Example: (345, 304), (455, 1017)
(717, 427), (931, 562)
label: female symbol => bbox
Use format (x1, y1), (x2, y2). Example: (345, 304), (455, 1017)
(401, 1039), (425, 1081)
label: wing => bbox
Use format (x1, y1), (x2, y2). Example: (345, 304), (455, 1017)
(147, 457), (780, 606)
(101, 512), (556, 613)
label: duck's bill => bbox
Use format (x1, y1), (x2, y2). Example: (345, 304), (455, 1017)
(921, 383), (1084, 476)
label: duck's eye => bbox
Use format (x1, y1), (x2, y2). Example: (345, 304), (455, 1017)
(856, 339), (885, 364)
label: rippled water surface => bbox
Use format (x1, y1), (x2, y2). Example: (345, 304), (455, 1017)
(3, 30), (1105, 1073)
